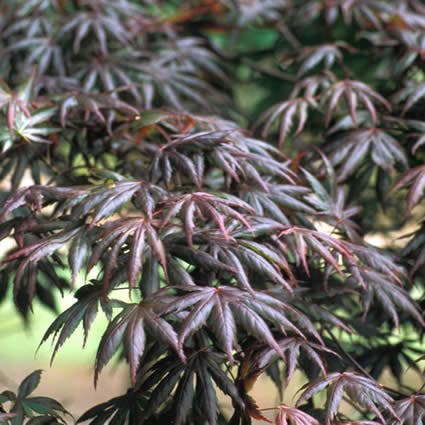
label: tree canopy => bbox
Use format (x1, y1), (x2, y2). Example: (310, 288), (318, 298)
(0, 1), (424, 424)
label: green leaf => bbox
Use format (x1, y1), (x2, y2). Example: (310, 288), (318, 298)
(17, 370), (42, 399)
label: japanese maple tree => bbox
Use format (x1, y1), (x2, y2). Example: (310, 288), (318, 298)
(0, 1), (424, 424)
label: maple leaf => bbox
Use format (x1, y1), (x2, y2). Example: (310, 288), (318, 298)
(390, 394), (425, 425)
(136, 349), (244, 425)
(322, 78), (391, 126)
(325, 128), (407, 181)
(160, 191), (253, 248)
(297, 372), (397, 425)
(160, 285), (320, 364)
(60, 8), (131, 54)
(257, 97), (317, 147)
(0, 77), (33, 146)
(254, 336), (334, 384)
(281, 42), (355, 77)
(86, 216), (170, 291)
(298, 0), (383, 26)
(94, 298), (184, 385)
(38, 283), (114, 364)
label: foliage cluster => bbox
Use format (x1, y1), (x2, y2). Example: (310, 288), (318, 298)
(0, 1), (424, 424)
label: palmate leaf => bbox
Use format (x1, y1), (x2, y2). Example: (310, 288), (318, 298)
(86, 216), (170, 290)
(39, 283), (113, 363)
(161, 191), (253, 248)
(134, 63), (223, 111)
(76, 389), (146, 425)
(60, 7), (131, 54)
(0, 77), (33, 143)
(42, 283), (181, 386)
(59, 91), (138, 128)
(2, 229), (78, 304)
(274, 403), (319, 425)
(165, 235), (238, 282)
(275, 225), (355, 276)
(0, 185), (80, 221)
(144, 130), (232, 188)
(6, 35), (64, 76)
(94, 298), (184, 385)
(2, 1), (55, 38)
(390, 394), (425, 425)
(65, 180), (168, 224)
(354, 268), (425, 327)
(235, 219), (364, 288)
(75, 49), (147, 104)
(0, 181), (170, 298)
(173, 231), (295, 292)
(161, 285), (321, 364)
(240, 183), (315, 225)
(344, 243), (406, 285)
(321, 78), (391, 126)
(325, 128), (408, 182)
(230, 238), (296, 291)
(0, 256), (67, 319)
(1, 106), (59, 147)
(253, 336), (334, 384)
(155, 37), (228, 84)
(136, 348), (244, 425)
(120, 113), (296, 189)
(257, 97), (317, 147)
(296, 372), (397, 425)
(144, 129), (295, 189)
(298, 0), (384, 26)
(362, 27), (425, 76)
(290, 73), (333, 99)
(281, 42), (354, 77)
(340, 242), (423, 326)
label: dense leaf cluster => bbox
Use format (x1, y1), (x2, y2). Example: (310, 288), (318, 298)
(0, 1), (424, 424)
